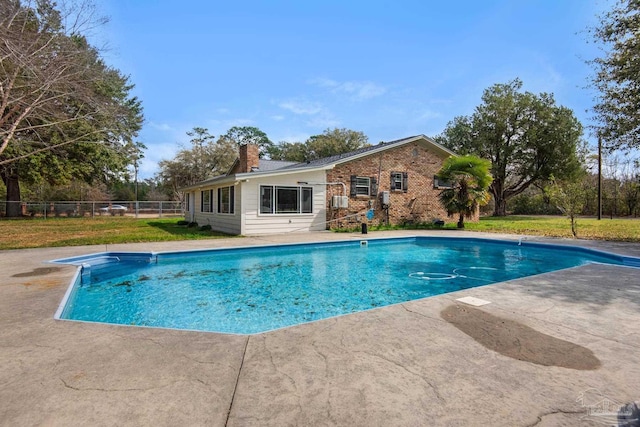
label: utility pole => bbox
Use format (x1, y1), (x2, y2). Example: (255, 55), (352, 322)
(597, 136), (602, 220)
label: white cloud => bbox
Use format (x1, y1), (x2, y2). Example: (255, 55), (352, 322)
(278, 99), (324, 115)
(309, 77), (387, 100)
(149, 121), (174, 132)
(271, 115), (285, 121)
(305, 116), (341, 128)
(138, 141), (181, 179)
(276, 98), (339, 128)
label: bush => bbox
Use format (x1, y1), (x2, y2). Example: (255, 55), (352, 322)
(198, 225), (212, 231)
(176, 220), (189, 226)
(187, 222), (198, 228)
(509, 193), (561, 215)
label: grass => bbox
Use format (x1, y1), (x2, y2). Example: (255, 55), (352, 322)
(464, 215), (640, 242)
(0, 215), (638, 250)
(0, 217), (234, 250)
(335, 215), (640, 243)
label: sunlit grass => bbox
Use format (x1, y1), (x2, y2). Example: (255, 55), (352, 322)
(464, 215), (640, 242)
(0, 217), (233, 250)
(1, 215), (638, 250)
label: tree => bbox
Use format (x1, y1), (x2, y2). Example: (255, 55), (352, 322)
(157, 127), (237, 199)
(588, 0), (640, 150)
(0, 0), (143, 216)
(436, 79), (584, 216)
(266, 128), (370, 162)
(306, 128), (369, 160)
(222, 126), (272, 157)
(436, 155), (492, 228)
(266, 141), (307, 162)
(546, 177), (588, 238)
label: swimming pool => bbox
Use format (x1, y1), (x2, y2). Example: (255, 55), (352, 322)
(52, 237), (638, 334)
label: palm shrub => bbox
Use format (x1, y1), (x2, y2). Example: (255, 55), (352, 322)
(436, 155), (493, 228)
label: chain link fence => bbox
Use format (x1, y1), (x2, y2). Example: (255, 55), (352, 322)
(0, 201), (185, 219)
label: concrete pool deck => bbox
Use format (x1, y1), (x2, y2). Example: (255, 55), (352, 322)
(1, 231), (639, 426)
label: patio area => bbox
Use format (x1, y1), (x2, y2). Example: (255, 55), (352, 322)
(1, 231), (639, 426)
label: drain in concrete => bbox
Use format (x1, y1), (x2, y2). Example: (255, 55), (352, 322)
(441, 304), (600, 370)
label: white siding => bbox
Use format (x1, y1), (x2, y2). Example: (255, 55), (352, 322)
(192, 185), (242, 235)
(242, 170), (327, 235)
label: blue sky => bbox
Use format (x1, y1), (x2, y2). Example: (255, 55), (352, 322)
(98, 0), (612, 179)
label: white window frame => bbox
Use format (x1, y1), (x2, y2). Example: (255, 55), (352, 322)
(259, 185), (313, 215)
(201, 190), (213, 213)
(355, 177), (371, 196)
(217, 186), (235, 215)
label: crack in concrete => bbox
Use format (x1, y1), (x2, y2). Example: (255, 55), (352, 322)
(399, 303), (444, 322)
(524, 408), (586, 427)
(224, 336), (249, 427)
(356, 351), (445, 403)
(60, 378), (184, 393)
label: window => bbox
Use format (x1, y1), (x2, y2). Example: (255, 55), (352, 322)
(260, 185), (313, 214)
(350, 175), (377, 197)
(391, 171), (408, 192)
(434, 176), (453, 189)
(217, 186), (235, 214)
(355, 177), (370, 196)
(201, 190), (213, 212)
(301, 187), (312, 213)
(260, 186), (273, 214)
(276, 187), (298, 213)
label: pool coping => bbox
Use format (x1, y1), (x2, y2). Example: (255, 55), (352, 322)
(49, 235), (640, 334)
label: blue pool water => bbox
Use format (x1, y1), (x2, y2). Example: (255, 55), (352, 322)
(55, 237), (632, 334)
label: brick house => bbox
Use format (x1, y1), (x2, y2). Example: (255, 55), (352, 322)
(181, 135), (468, 235)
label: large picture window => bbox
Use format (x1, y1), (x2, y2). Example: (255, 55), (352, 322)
(201, 190), (213, 212)
(260, 185), (313, 214)
(217, 186), (235, 214)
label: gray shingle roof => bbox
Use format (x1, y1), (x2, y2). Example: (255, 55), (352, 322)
(277, 135), (429, 170)
(257, 159), (298, 171)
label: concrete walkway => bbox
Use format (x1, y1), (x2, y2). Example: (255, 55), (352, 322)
(1, 231), (639, 426)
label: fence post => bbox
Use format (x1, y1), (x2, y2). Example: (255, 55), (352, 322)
(135, 201), (139, 218)
(159, 201), (163, 218)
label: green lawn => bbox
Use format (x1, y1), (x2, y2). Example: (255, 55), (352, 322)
(0, 217), (233, 250)
(464, 215), (640, 242)
(0, 215), (638, 250)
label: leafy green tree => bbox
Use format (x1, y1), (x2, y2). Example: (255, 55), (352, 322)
(306, 128), (369, 160)
(436, 79), (584, 216)
(436, 155), (493, 228)
(588, 0), (640, 150)
(157, 127), (237, 199)
(0, 0), (143, 216)
(546, 177), (588, 238)
(222, 126), (273, 157)
(266, 141), (308, 162)
(267, 128), (370, 162)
